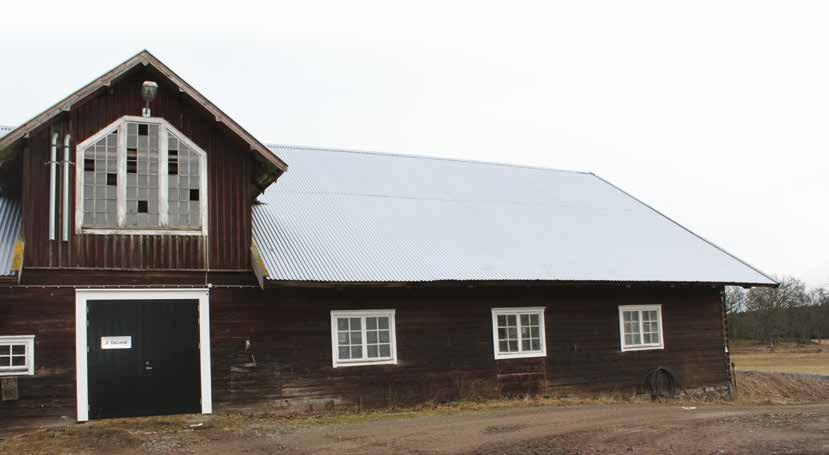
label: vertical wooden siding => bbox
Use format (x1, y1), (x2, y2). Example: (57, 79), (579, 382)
(20, 66), (253, 271)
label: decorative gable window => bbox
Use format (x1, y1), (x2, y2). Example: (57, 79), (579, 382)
(75, 116), (207, 235)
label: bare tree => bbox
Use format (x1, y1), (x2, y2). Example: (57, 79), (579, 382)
(810, 287), (829, 343)
(724, 286), (747, 339)
(745, 276), (807, 345)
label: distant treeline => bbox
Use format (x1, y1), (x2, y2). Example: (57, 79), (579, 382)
(726, 277), (829, 343)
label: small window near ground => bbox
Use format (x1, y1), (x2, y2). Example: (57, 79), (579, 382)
(0, 336), (35, 376)
(619, 305), (664, 351)
(491, 307), (546, 359)
(330, 310), (397, 368)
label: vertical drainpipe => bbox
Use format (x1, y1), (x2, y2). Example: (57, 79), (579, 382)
(49, 132), (58, 241)
(62, 134), (71, 241)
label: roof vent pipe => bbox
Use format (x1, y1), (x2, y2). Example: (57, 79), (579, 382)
(141, 81), (158, 118)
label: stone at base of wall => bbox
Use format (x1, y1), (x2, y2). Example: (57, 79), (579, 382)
(679, 384), (732, 401)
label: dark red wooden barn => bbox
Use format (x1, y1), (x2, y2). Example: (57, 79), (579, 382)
(0, 51), (775, 422)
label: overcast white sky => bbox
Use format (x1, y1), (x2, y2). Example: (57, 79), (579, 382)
(1, 1), (827, 287)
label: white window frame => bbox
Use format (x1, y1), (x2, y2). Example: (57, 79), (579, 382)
(74, 288), (212, 422)
(74, 115), (209, 236)
(0, 335), (35, 376)
(618, 304), (665, 352)
(330, 309), (397, 368)
(491, 307), (547, 360)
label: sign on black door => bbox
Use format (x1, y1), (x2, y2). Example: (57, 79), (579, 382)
(87, 299), (201, 419)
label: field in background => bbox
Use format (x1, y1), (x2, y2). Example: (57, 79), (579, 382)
(730, 340), (829, 376)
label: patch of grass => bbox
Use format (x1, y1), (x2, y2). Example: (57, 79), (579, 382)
(0, 425), (140, 455)
(0, 414), (229, 455)
(731, 341), (829, 376)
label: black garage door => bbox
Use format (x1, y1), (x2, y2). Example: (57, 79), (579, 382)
(87, 299), (201, 419)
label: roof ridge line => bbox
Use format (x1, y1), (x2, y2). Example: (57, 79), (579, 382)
(266, 143), (592, 175)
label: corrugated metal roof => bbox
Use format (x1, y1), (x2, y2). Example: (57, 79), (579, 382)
(0, 126), (21, 277)
(254, 145), (775, 286)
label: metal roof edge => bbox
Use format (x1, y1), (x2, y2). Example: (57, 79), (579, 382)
(589, 173), (778, 287)
(262, 278), (778, 288)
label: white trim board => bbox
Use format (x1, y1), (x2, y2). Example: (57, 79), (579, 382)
(75, 288), (212, 422)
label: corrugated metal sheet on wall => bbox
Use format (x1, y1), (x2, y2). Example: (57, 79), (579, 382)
(0, 127), (22, 276)
(0, 197), (22, 276)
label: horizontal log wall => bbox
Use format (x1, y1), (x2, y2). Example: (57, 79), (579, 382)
(212, 285), (729, 410)
(0, 288), (75, 418)
(0, 283), (728, 420)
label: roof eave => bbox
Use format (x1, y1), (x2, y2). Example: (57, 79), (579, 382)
(261, 279), (779, 289)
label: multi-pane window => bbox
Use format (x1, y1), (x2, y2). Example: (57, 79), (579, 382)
(0, 336), (35, 376)
(76, 116), (206, 234)
(491, 307), (546, 359)
(82, 132), (118, 227)
(126, 122), (160, 228)
(167, 133), (201, 229)
(330, 310), (396, 367)
(619, 305), (664, 351)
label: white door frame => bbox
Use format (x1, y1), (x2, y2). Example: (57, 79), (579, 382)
(75, 288), (212, 422)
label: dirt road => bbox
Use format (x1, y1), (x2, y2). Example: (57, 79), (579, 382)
(277, 402), (829, 455)
(3, 401), (828, 454)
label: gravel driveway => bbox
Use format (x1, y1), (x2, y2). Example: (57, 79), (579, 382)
(4, 401), (828, 454)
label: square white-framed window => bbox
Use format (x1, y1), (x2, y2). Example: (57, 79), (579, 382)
(491, 307), (547, 360)
(330, 310), (397, 368)
(618, 305), (664, 352)
(0, 335), (35, 376)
